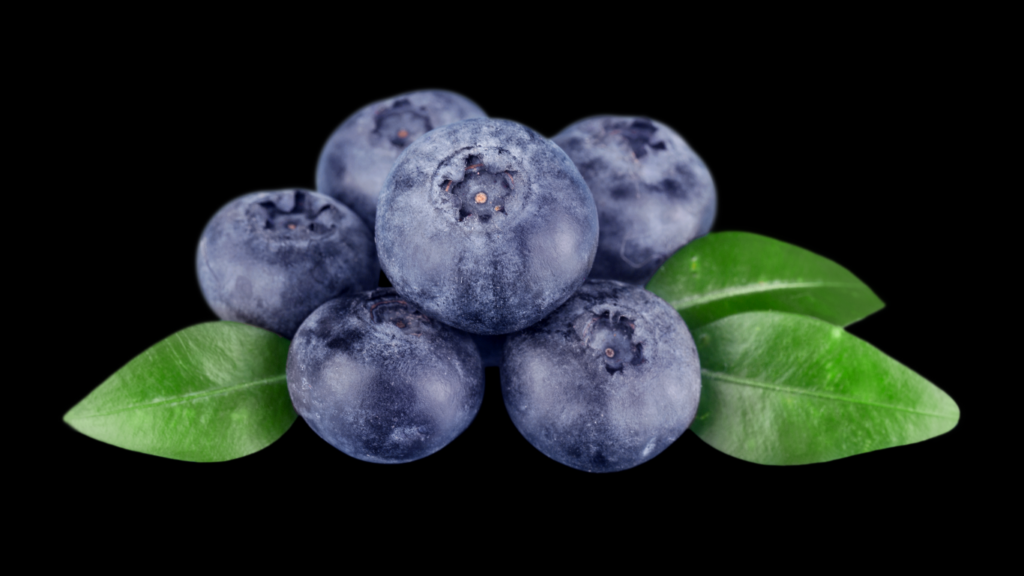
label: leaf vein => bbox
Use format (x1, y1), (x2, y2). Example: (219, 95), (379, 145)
(68, 375), (288, 420)
(669, 281), (859, 309)
(701, 369), (956, 419)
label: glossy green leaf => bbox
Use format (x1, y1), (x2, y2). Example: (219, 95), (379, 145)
(691, 312), (959, 465)
(64, 322), (295, 462)
(646, 232), (884, 330)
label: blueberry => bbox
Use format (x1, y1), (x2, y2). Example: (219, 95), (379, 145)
(552, 116), (716, 286)
(196, 189), (378, 339)
(376, 118), (599, 335)
(500, 279), (701, 473)
(287, 288), (484, 463)
(315, 90), (486, 232)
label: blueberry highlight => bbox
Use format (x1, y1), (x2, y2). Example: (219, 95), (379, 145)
(287, 289), (485, 464)
(552, 116), (717, 286)
(376, 118), (599, 335)
(500, 279), (701, 473)
(196, 189), (378, 339)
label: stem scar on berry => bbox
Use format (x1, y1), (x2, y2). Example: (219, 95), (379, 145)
(447, 157), (515, 223)
(580, 310), (645, 374)
(373, 98), (434, 148)
(367, 297), (432, 336)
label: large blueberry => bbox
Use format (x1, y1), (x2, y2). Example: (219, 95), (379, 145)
(501, 279), (701, 473)
(287, 289), (484, 463)
(315, 90), (486, 232)
(552, 116), (716, 286)
(377, 118), (599, 335)
(196, 189), (378, 339)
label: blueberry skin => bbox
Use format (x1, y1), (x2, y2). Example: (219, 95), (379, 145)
(315, 90), (486, 232)
(287, 289), (484, 464)
(377, 118), (599, 335)
(196, 189), (378, 339)
(552, 116), (716, 286)
(501, 279), (701, 473)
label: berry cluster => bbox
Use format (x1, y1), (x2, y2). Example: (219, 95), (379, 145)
(196, 90), (716, 472)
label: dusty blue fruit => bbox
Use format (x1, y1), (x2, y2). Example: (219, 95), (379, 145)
(552, 116), (716, 286)
(315, 90), (486, 232)
(376, 117), (599, 335)
(196, 189), (377, 338)
(501, 279), (701, 472)
(287, 289), (484, 463)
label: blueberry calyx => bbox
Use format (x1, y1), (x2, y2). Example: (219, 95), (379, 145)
(247, 190), (338, 238)
(442, 155), (514, 223)
(374, 98), (433, 148)
(578, 309), (645, 374)
(367, 293), (434, 337)
(613, 119), (667, 159)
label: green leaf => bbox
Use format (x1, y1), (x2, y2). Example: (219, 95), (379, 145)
(691, 312), (959, 465)
(646, 231), (884, 330)
(64, 322), (295, 462)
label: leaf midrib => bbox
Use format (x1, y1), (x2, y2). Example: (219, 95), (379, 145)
(667, 280), (858, 309)
(66, 375), (288, 421)
(701, 369), (957, 419)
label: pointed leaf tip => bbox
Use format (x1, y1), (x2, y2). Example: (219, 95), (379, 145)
(647, 232), (884, 330)
(691, 311), (958, 465)
(64, 321), (296, 462)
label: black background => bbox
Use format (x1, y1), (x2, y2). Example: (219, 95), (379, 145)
(43, 47), (984, 527)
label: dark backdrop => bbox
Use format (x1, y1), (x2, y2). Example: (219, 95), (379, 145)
(48, 54), (976, 526)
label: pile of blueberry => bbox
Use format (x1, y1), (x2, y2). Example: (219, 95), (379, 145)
(196, 90), (716, 473)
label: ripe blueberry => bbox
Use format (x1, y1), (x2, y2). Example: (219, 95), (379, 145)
(376, 118), (599, 335)
(501, 279), (701, 473)
(315, 90), (486, 232)
(552, 116), (716, 286)
(196, 189), (378, 339)
(287, 288), (484, 463)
